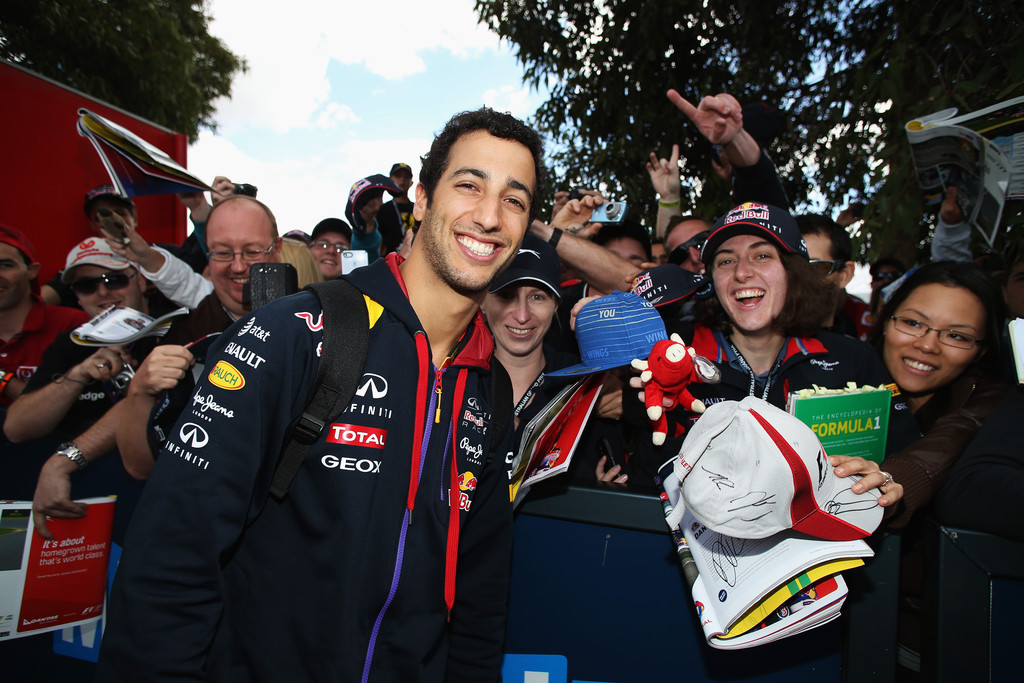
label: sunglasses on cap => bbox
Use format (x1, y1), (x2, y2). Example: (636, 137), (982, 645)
(668, 230), (711, 265)
(71, 270), (136, 295)
(809, 258), (846, 277)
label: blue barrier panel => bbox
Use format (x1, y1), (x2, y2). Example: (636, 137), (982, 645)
(506, 485), (844, 683)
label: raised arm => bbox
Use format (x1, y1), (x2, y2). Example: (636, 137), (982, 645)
(667, 90), (762, 167)
(530, 195), (643, 296)
(667, 90), (789, 208)
(107, 225), (212, 308)
(115, 345), (195, 479)
(646, 144), (683, 238)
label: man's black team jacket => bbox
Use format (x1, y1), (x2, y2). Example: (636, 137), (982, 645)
(97, 255), (514, 682)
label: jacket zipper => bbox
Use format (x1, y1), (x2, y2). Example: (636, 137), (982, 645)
(362, 332), (435, 682)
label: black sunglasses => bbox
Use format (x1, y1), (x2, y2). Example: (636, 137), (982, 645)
(71, 270), (136, 295)
(809, 259), (846, 277)
(872, 270), (904, 283)
(668, 230), (712, 265)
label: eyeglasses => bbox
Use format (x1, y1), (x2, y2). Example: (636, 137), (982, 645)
(809, 259), (845, 277)
(872, 271), (903, 283)
(70, 270), (136, 295)
(208, 241), (276, 262)
(890, 316), (983, 350)
(668, 230), (711, 265)
(310, 240), (349, 253)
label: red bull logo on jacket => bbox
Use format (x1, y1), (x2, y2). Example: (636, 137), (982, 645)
(456, 471), (478, 511)
(458, 472), (477, 492)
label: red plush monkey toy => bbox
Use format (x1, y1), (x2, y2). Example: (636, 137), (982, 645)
(631, 334), (709, 445)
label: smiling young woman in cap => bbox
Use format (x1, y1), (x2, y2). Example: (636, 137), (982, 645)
(654, 202), (918, 511)
(482, 234), (573, 430)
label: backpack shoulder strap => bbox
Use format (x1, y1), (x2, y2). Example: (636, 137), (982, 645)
(486, 357), (513, 467)
(270, 279), (368, 500)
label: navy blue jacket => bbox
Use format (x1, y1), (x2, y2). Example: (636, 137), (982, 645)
(98, 255), (514, 682)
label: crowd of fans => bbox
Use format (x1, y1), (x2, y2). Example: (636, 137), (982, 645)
(1, 89), (1021, 678)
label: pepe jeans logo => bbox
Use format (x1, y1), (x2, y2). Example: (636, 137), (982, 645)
(809, 359), (840, 370)
(208, 360), (245, 390)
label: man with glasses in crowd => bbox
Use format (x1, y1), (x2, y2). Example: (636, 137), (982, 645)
(307, 217), (352, 280)
(112, 195), (283, 479)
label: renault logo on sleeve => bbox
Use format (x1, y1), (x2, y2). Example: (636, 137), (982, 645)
(179, 423), (210, 449)
(355, 373), (388, 399)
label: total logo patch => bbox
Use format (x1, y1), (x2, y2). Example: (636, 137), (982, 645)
(326, 423), (387, 449)
(208, 360), (245, 390)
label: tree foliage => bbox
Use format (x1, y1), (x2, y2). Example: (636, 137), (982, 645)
(476, 0), (1024, 263)
(0, 0), (244, 142)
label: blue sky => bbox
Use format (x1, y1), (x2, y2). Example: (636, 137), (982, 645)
(185, 0), (876, 296)
(187, 0), (546, 235)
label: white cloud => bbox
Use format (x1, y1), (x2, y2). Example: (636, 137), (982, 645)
(314, 103), (361, 130)
(203, 0), (502, 134)
(185, 0), (541, 235)
(187, 131), (431, 234)
(482, 84), (538, 118)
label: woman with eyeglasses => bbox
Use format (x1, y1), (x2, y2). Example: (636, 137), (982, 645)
(867, 260), (1010, 677)
(868, 260), (1011, 527)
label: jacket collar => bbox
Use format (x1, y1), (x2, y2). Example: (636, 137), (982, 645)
(692, 324), (829, 370)
(351, 253), (495, 371)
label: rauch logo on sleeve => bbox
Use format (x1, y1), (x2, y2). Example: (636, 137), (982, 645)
(208, 360), (245, 390)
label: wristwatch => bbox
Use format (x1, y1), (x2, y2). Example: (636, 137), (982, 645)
(57, 441), (87, 470)
(547, 227), (563, 249)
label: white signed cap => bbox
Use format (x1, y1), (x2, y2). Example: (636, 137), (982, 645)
(672, 397), (883, 541)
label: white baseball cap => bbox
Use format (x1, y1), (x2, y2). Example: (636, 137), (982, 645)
(62, 238), (131, 283)
(671, 397), (883, 541)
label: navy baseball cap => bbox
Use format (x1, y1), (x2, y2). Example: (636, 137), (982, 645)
(631, 265), (709, 307)
(345, 174), (400, 232)
(489, 234), (561, 298)
(389, 162), (413, 177)
(84, 185), (135, 215)
(547, 291), (668, 377)
(701, 202), (807, 264)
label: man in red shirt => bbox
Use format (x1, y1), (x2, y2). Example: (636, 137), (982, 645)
(0, 225), (89, 405)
